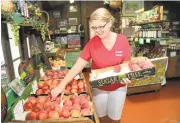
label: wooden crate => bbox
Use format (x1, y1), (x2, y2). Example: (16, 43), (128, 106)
(127, 83), (161, 95)
(10, 117), (93, 123)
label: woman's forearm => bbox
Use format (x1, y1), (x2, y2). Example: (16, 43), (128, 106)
(57, 57), (88, 88)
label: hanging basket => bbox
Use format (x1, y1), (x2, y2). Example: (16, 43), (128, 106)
(1, 0), (16, 13)
(109, 0), (122, 9)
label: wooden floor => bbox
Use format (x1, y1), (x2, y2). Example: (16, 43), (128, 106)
(121, 78), (180, 123)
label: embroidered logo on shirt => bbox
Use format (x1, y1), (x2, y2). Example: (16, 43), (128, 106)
(115, 51), (123, 56)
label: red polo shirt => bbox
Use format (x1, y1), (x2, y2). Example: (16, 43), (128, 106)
(80, 34), (131, 91)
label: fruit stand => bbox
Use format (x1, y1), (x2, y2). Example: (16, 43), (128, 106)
(4, 69), (100, 123)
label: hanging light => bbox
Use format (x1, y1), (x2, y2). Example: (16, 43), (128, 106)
(70, 0), (74, 4)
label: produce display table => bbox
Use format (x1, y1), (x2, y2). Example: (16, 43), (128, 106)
(4, 71), (100, 123)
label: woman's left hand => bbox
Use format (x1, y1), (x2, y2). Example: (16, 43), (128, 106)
(121, 78), (131, 84)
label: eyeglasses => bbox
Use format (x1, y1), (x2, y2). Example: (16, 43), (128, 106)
(91, 21), (109, 31)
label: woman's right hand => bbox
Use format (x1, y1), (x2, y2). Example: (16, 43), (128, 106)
(51, 84), (65, 101)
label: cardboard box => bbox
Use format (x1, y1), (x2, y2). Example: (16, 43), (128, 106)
(90, 62), (156, 88)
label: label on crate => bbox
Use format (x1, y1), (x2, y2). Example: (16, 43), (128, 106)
(13, 100), (24, 120)
(90, 67), (156, 88)
(32, 80), (38, 94)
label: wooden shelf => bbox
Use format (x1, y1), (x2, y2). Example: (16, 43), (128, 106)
(129, 20), (169, 26)
(52, 32), (81, 36)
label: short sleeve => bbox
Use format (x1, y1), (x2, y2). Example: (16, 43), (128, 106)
(123, 37), (131, 61)
(80, 41), (91, 62)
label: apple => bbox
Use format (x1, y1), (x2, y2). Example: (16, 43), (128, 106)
(81, 109), (91, 116)
(48, 111), (59, 119)
(63, 100), (72, 106)
(24, 102), (33, 111)
(36, 89), (43, 95)
(37, 111), (48, 120)
(38, 81), (44, 89)
(60, 110), (71, 118)
(71, 109), (81, 117)
(26, 112), (37, 120)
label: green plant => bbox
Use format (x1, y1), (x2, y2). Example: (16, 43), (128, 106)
(11, 23), (20, 46)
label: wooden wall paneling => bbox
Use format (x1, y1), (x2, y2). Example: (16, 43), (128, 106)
(1, 22), (15, 81)
(19, 27), (29, 60)
(32, 34), (52, 69)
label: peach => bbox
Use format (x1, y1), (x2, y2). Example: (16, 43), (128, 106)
(78, 88), (85, 93)
(43, 101), (52, 110)
(38, 81), (44, 89)
(72, 97), (80, 104)
(71, 109), (81, 117)
(24, 102), (33, 111)
(81, 109), (91, 116)
(42, 85), (49, 91)
(63, 100), (72, 106)
(36, 89), (43, 95)
(37, 111), (48, 120)
(26, 112), (37, 120)
(55, 96), (61, 104)
(52, 79), (58, 85)
(45, 79), (52, 86)
(48, 111), (59, 119)
(60, 110), (71, 118)
(28, 97), (37, 106)
(37, 96), (46, 103)
(71, 88), (77, 94)
(50, 84), (57, 90)
(71, 103), (81, 111)
(62, 106), (71, 112)
(43, 89), (51, 94)
(71, 84), (78, 89)
(81, 103), (90, 110)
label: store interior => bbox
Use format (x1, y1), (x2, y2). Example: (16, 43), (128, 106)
(1, 0), (180, 123)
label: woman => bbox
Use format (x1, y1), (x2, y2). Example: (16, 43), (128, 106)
(51, 8), (131, 123)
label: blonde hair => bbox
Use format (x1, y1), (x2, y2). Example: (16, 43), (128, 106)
(90, 8), (114, 25)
